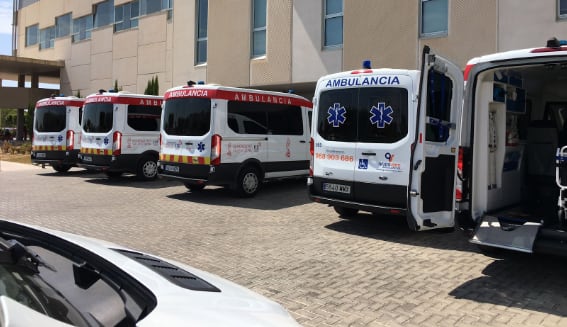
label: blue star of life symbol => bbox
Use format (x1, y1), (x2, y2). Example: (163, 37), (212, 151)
(57, 135), (63, 143)
(104, 137), (109, 145)
(327, 103), (347, 127)
(369, 102), (394, 128)
(197, 142), (205, 152)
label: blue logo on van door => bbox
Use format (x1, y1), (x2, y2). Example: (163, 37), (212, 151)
(197, 142), (205, 152)
(327, 103), (347, 127)
(358, 159), (368, 170)
(57, 135), (63, 143)
(369, 103), (393, 128)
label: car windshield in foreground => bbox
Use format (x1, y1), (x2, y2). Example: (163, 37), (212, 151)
(0, 230), (155, 327)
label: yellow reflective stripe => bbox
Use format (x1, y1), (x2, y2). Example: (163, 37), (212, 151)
(159, 153), (210, 165)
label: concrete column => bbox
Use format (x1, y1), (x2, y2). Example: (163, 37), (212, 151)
(31, 74), (39, 88)
(17, 74), (27, 140)
(18, 74), (25, 87)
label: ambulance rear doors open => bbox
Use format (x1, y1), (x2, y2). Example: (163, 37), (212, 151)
(459, 38), (567, 256)
(309, 47), (463, 231)
(31, 96), (84, 172)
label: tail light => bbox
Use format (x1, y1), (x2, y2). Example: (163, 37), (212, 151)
(66, 130), (74, 150)
(211, 134), (222, 166)
(309, 137), (314, 176)
(112, 131), (122, 156)
(456, 147), (464, 201)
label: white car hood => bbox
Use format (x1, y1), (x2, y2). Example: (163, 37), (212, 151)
(7, 221), (300, 327)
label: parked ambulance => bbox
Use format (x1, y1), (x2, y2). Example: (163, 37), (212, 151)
(31, 95), (85, 172)
(458, 38), (567, 256)
(309, 48), (463, 231)
(158, 83), (313, 197)
(77, 91), (163, 180)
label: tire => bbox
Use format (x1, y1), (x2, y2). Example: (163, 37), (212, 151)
(137, 156), (158, 180)
(334, 206), (359, 218)
(105, 171), (123, 178)
(234, 166), (261, 197)
(52, 164), (71, 173)
(184, 183), (206, 192)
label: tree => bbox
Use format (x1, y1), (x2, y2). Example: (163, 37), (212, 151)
(75, 90), (81, 98)
(144, 75), (159, 95)
(113, 80), (123, 92)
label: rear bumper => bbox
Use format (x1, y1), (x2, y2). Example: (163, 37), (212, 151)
(157, 161), (239, 186)
(308, 176), (407, 215)
(77, 153), (139, 173)
(309, 193), (407, 216)
(31, 149), (80, 166)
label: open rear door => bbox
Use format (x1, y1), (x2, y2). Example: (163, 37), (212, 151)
(408, 46), (464, 231)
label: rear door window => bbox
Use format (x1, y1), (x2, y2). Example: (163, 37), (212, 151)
(82, 103), (113, 133)
(318, 87), (408, 143)
(35, 106), (66, 132)
(162, 98), (211, 136)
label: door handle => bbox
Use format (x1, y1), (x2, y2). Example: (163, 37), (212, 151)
(300, 140), (306, 143)
(185, 142), (193, 145)
(413, 160), (422, 170)
(379, 176), (388, 181)
(361, 152), (376, 156)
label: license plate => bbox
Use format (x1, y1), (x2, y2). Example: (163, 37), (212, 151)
(82, 156), (92, 162)
(164, 165), (180, 173)
(323, 183), (351, 194)
(36, 153), (46, 158)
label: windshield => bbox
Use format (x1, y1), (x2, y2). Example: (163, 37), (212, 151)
(317, 87), (408, 143)
(34, 106), (66, 132)
(82, 103), (113, 133)
(162, 98), (211, 136)
(0, 232), (155, 327)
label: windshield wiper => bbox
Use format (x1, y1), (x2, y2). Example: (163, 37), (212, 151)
(0, 237), (57, 274)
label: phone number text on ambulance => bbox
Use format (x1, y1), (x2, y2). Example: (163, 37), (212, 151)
(315, 153), (354, 162)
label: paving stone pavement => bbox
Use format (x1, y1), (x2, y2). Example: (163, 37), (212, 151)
(1, 161), (567, 326)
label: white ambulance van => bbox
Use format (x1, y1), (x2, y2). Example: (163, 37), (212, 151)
(157, 83), (313, 197)
(308, 47), (464, 231)
(77, 91), (163, 180)
(458, 38), (567, 256)
(31, 96), (85, 172)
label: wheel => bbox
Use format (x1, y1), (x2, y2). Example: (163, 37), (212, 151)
(137, 156), (158, 180)
(334, 206), (359, 218)
(105, 171), (123, 178)
(52, 164), (71, 173)
(234, 166), (261, 197)
(184, 183), (206, 192)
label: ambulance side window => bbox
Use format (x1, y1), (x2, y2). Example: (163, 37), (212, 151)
(425, 69), (453, 142)
(317, 89), (357, 141)
(267, 105), (303, 135)
(227, 101), (268, 135)
(127, 105), (161, 131)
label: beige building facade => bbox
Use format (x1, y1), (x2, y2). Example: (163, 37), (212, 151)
(13, 0), (567, 98)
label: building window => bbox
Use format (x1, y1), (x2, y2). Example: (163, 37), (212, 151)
(559, 0), (567, 19)
(115, 1), (140, 32)
(55, 13), (72, 38)
(195, 0), (208, 64)
(323, 0), (343, 47)
(252, 0), (266, 58)
(72, 15), (93, 43)
(94, 0), (114, 29)
(39, 26), (55, 49)
(25, 24), (39, 47)
(141, 0), (162, 15)
(420, 0), (448, 37)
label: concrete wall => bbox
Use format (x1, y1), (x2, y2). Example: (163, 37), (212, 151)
(498, 0), (567, 51)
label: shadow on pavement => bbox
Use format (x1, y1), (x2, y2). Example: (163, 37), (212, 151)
(450, 253), (567, 317)
(324, 213), (476, 252)
(83, 175), (181, 189)
(166, 178), (310, 210)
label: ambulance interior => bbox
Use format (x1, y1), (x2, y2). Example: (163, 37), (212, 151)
(471, 62), (567, 229)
